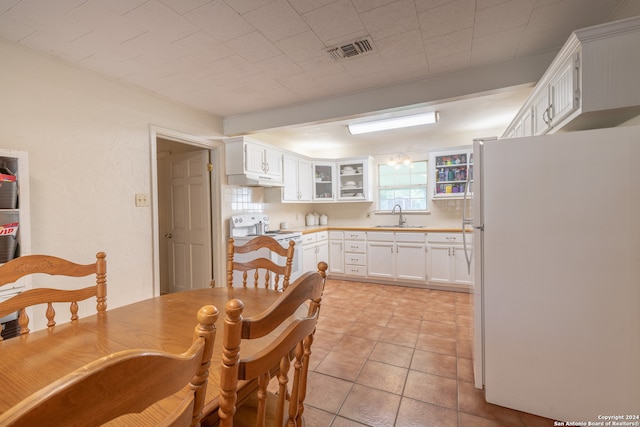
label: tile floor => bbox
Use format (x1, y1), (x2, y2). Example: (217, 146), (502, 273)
(302, 278), (555, 427)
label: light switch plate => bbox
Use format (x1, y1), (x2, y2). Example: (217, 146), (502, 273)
(135, 193), (150, 207)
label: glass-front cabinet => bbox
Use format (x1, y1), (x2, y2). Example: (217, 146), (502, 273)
(313, 162), (335, 201)
(429, 147), (473, 199)
(337, 158), (371, 201)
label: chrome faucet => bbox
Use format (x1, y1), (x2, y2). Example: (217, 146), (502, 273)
(391, 204), (406, 226)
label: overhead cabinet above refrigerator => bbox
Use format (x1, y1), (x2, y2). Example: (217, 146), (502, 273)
(503, 15), (640, 138)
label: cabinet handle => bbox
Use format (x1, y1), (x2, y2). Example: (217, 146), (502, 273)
(452, 247), (455, 256)
(542, 107), (550, 125)
(448, 247), (451, 256)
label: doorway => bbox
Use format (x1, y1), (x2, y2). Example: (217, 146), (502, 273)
(151, 128), (224, 296)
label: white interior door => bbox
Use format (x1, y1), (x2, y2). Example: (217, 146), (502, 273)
(167, 150), (212, 293)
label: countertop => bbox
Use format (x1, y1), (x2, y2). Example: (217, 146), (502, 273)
(282, 225), (470, 234)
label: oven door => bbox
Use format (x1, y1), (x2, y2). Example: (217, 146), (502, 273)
(271, 237), (302, 283)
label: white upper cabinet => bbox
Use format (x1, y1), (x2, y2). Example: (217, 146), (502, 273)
(282, 155), (312, 202)
(429, 147), (473, 200)
(504, 16), (640, 138)
(225, 137), (284, 186)
(227, 137), (373, 204)
(531, 53), (579, 135)
(313, 161), (336, 201)
(337, 158), (372, 201)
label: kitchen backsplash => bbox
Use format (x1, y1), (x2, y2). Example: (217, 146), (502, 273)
(223, 185), (468, 231)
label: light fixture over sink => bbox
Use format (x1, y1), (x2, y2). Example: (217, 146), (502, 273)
(347, 111), (438, 135)
(387, 153), (412, 169)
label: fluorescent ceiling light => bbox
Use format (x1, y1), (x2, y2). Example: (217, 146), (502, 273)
(348, 112), (438, 135)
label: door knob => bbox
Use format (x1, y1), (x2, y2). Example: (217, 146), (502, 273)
(164, 233), (172, 239)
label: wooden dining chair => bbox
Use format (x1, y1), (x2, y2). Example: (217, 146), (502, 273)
(0, 304), (219, 427)
(215, 262), (327, 427)
(0, 252), (107, 339)
(227, 236), (295, 291)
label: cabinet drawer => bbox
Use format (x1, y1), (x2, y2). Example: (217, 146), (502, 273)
(343, 231), (365, 240)
(329, 231), (343, 239)
(344, 241), (366, 253)
(302, 233), (317, 245)
(427, 233), (472, 244)
(395, 232), (427, 243)
(316, 231), (328, 242)
(367, 231), (394, 242)
(344, 253), (366, 266)
(343, 265), (366, 277)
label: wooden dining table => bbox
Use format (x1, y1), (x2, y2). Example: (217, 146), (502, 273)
(0, 286), (292, 423)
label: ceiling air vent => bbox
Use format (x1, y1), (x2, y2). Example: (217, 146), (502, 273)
(327, 38), (375, 62)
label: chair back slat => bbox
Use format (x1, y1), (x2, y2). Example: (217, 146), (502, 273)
(227, 237), (295, 291)
(217, 262), (327, 427)
(0, 304), (218, 427)
(0, 252), (107, 339)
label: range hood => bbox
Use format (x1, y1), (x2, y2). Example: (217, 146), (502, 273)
(226, 173), (284, 187)
(224, 136), (286, 188)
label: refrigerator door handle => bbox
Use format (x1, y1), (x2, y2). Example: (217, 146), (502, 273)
(462, 160), (473, 274)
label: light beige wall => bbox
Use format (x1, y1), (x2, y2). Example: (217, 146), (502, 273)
(0, 39), (223, 329)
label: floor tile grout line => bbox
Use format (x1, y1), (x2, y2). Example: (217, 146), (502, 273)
(314, 280), (538, 426)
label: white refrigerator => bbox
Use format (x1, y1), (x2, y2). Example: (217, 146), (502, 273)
(464, 126), (640, 421)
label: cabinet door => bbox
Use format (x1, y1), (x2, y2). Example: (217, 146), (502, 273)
(451, 245), (473, 285)
(367, 241), (394, 279)
(244, 143), (265, 174)
(328, 239), (344, 274)
(297, 158), (313, 201)
(263, 147), (283, 181)
(338, 159), (367, 201)
(532, 88), (551, 136)
(313, 162), (335, 201)
(316, 241), (329, 269)
(426, 244), (452, 283)
(549, 53), (578, 129)
(302, 244), (317, 273)
(396, 242), (426, 281)
(521, 107), (533, 137)
(282, 155), (299, 201)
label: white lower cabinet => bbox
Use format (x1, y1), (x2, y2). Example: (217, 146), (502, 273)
(328, 231), (344, 274)
(367, 237), (394, 279)
(302, 231), (328, 273)
(326, 229), (472, 290)
(426, 233), (473, 288)
(396, 239), (428, 282)
(367, 232), (427, 282)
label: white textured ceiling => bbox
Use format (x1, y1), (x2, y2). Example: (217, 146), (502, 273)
(1, 0), (637, 150)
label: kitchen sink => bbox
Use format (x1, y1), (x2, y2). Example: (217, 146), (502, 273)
(374, 225), (426, 228)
